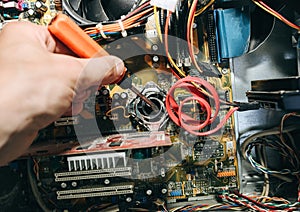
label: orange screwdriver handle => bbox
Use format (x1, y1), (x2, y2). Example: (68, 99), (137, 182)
(48, 14), (108, 58)
(48, 14), (125, 83)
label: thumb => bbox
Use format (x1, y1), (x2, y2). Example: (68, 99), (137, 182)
(75, 55), (125, 91)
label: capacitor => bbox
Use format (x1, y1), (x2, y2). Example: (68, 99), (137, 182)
(152, 55), (159, 63)
(146, 189), (152, 196)
(104, 179), (110, 185)
(112, 93), (120, 100)
(26, 9), (35, 18)
(161, 188), (167, 194)
(186, 174), (192, 181)
(35, 1), (48, 14)
(126, 197), (132, 202)
(152, 44), (159, 51)
(101, 88), (109, 96)
(120, 92), (128, 99)
(160, 168), (165, 177)
(61, 182), (67, 188)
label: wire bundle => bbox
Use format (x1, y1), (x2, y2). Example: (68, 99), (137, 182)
(163, 10), (186, 79)
(163, 0), (215, 78)
(166, 76), (238, 136)
(252, 0), (300, 31)
(84, 1), (153, 40)
(241, 125), (300, 176)
(187, 0), (215, 73)
(218, 190), (300, 212)
(170, 202), (244, 211)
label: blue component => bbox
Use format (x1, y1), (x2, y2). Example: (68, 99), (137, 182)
(170, 190), (182, 196)
(22, 2), (29, 9)
(111, 196), (118, 204)
(214, 7), (250, 60)
(9, 161), (19, 170)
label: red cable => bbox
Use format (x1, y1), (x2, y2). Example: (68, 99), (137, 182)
(233, 190), (296, 211)
(166, 76), (238, 136)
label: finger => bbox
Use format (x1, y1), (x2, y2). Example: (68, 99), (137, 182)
(75, 55), (125, 91)
(64, 102), (83, 116)
(72, 102), (84, 115)
(48, 54), (124, 95)
(73, 89), (91, 102)
(1, 21), (53, 51)
(64, 107), (73, 116)
(50, 38), (77, 55)
(45, 28), (78, 55)
(1, 21), (76, 55)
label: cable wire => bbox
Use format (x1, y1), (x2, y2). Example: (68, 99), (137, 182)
(252, 0), (300, 31)
(166, 76), (238, 136)
(187, 0), (215, 74)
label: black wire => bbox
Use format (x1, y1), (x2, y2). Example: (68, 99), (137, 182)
(179, 0), (190, 41)
(135, 0), (148, 8)
(246, 135), (300, 175)
(27, 159), (52, 212)
(135, 11), (154, 23)
(160, 8), (167, 34)
(63, 0), (150, 25)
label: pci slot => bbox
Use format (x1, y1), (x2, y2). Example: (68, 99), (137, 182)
(57, 184), (134, 200)
(55, 167), (131, 177)
(55, 168), (132, 182)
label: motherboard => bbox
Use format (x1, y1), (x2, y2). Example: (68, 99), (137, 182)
(23, 38), (239, 210)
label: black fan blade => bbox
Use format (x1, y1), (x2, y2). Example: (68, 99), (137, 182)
(83, 0), (109, 22)
(101, 0), (136, 20)
(69, 0), (82, 11)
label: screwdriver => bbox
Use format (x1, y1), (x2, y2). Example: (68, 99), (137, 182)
(48, 14), (158, 111)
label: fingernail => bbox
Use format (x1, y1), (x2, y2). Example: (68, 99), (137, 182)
(115, 59), (125, 76)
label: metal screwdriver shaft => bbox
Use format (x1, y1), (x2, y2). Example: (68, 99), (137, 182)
(117, 75), (159, 112)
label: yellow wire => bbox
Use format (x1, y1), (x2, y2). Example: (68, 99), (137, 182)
(165, 11), (186, 77)
(189, 0), (203, 73)
(167, 52), (186, 77)
(105, 106), (130, 118)
(154, 6), (163, 42)
(189, 0), (215, 73)
(166, 8), (219, 100)
(195, 0), (215, 16)
(252, 0), (300, 31)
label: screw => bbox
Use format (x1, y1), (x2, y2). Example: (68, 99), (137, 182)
(221, 68), (228, 75)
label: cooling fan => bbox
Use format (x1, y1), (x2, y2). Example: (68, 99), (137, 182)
(62, 0), (136, 24)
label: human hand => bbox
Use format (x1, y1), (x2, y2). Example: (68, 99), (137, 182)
(0, 21), (124, 165)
